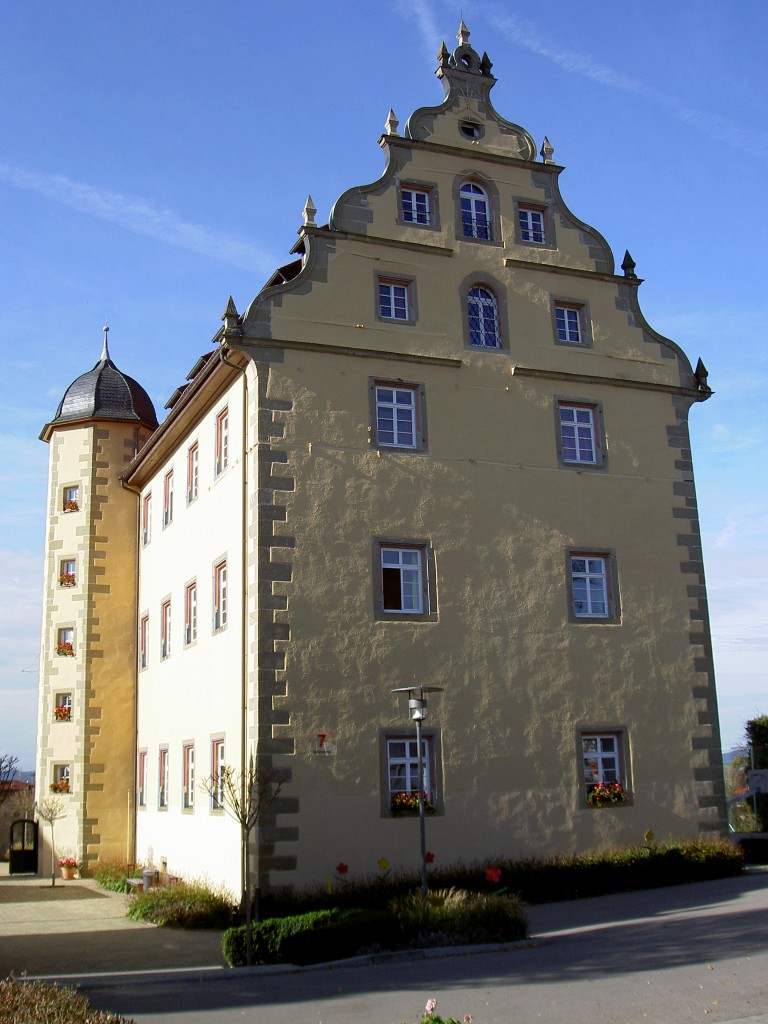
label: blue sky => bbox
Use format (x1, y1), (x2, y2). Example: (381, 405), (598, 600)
(1, 1), (766, 770)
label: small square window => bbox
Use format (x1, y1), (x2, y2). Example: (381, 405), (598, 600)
(567, 551), (619, 623)
(51, 763), (71, 794)
(553, 301), (591, 346)
(557, 402), (603, 467)
(518, 205), (547, 244)
(54, 693), (72, 722)
(63, 487), (80, 512)
(378, 280), (411, 321)
(370, 380), (427, 451)
(374, 541), (437, 621)
(401, 186), (431, 225)
(56, 628), (74, 657)
(581, 731), (631, 806)
(59, 559), (76, 587)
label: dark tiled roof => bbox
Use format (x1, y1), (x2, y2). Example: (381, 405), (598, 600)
(50, 356), (158, 430)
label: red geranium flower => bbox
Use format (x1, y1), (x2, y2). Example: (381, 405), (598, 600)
(336, 862), (348, 875)
(425, 850), (435, 864)
(485, 864), (502, 884)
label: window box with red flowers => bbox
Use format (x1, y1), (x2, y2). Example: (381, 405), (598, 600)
(391, 791), (435, 816)
(63, 500), (80, 512)
(59, 573), (76, 587)
(56, 642), (75, 657)
(50, 779), (70, 794)
(54, 705), (71, 722)
(586, 781), (630, 808)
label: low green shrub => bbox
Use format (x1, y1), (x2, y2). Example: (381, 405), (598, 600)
(222, 908), (399, 966)
(127, 880), (234, 929)
(261, 837), (743, 917)
(0, 976), (134, 1023)
(94, 859), (140, 893)
(391, 888), (528, 946)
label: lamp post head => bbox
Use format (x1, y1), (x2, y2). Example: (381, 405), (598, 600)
(391, 686), (444, 722)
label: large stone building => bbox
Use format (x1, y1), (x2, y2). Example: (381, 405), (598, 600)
(36, 23), (725, 893)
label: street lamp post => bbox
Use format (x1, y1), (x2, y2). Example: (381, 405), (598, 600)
(392, 685), (443, 903)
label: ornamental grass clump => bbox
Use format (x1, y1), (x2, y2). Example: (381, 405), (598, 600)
(390, 887), (528, 947)
(127, 879), (235, 929)
(94, 858), (140, 893)
(0, 976), (135, 1023)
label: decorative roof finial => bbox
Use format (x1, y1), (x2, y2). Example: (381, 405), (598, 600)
(221, 296), (240, 335)
(302, 194), (317, 227)
(622, 250), (637, 278)
(457, 20), (470, 46)
(101, 322), (110, 362)
(694, 358), (709, 390)
(540, 136), (554, 163)
(437, 41), (450, 68)
(384, 109), (400, 136)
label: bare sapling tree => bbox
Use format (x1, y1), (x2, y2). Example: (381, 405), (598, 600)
(200, 755), (281, 966)
(0, 754), (20, 813)
(36, 797), (67, 887)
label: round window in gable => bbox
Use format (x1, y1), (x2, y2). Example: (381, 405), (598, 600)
(459, 121), (484, 141)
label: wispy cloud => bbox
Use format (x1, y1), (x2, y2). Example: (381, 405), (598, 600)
(0, 162), (278, 274)
(395, 0), (442, 67)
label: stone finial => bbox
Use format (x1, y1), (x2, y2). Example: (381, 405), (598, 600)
(437, 41), (450, 68)
(540, 136), (554, 163)
(384, 108), (400, 136)
(480, 51), (493, 76)
(221, 296), (240, 332)
(621, 250), (637, 278)
(302, 194), (317, 227)
(101, 322), (110, 362)
(694, 358), (709, 390)
(457, 20), (470, 45)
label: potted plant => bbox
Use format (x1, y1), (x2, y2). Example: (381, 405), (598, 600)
(57, 856), (79, 880)
(59, 572), (76, 587)
(391, 791), (435, 816)
(50, 779), (70, 794)
(56, 641), (74, 657)
(587, 781), (630, 808)
(54, 705), (71, 722)
(63, 500), (79, 512)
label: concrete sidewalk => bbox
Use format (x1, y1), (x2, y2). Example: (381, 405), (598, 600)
(0, 872), (226, 976)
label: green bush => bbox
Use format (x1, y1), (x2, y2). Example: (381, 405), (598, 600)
(390, 888), (528, 946)
(222, 908), (399, 967)
(127, 880), (234, 929)
(0, 976), (134, 1023)
(94, 859), (140, 893)
(261, 837), (743, 918)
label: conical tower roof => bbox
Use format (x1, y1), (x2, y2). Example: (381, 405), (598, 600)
(41, 326), (158, 440)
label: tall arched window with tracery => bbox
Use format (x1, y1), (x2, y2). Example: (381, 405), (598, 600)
(460, 182), (491, 240)
(467, 286), (501, 348)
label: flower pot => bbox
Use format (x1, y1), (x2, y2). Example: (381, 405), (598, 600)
(60, 867), (75, 880)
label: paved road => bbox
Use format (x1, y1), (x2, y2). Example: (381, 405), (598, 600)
(3, 868), (768, 1024)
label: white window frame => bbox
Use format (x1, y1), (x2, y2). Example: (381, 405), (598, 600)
(467, 286), (501, 348)
(185, 582), (198, 645)
(213, 560), (228, 631)
(559, 404), (597, 465)
(137, 750), (147, 808)
(401, 186), (431, 225)
(381, 546), (424, 614)
(160, 599), (171, 659)
(57, 627), (74, 648)
(570, 554), (610, 619)
(142, 493), (152, 546)
(378, 280), (410, 321)
(581, 732), (629, 803)
(54, 692), (72, 722)
(163, 470), (174, 527)
(139, 614), (149, 670)
(158, 748), (169, 809)
(59, 559), (76, 587)
(187, 442), (199, 503)
(182, 743), (195, 810)
(215, 408), (229, 477)
(211, 739), (225, 811)
(519, 205), (546, 244)
(555, 303), (585, 344)
(387, 736), (433, 799)
(53, 763), (71, 792)
(63, 486), (80, 511)
(460, 182), (491, 240)
(374, 384), (418, 449)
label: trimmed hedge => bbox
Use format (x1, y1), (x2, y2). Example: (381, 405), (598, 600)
(222, 908), (399, 966)
(260, 838), (743, 918)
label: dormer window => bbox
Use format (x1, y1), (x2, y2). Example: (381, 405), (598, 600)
(459, 120), (483, 140)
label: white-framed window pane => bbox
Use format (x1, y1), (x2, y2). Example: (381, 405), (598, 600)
(571, 556), (608, 617)
(582, 734), (620, 784)
(379, 283), (409, 320)
(468, 287), (500, 348)
(402, 188), (430, 224)
(381, 547), (424, 613)
(560, 406), (596, 464)
(387, 738), (431, 795)
(375, 386), (416, 447)
(187, 443), (199, 502)
(519, 207), (545, 243)
(460, 182), (491, 240)
(556, 305), (582, 343)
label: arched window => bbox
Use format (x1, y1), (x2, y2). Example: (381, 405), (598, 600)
(467, 286), (501, 348)
(460, 182), (491, 240)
